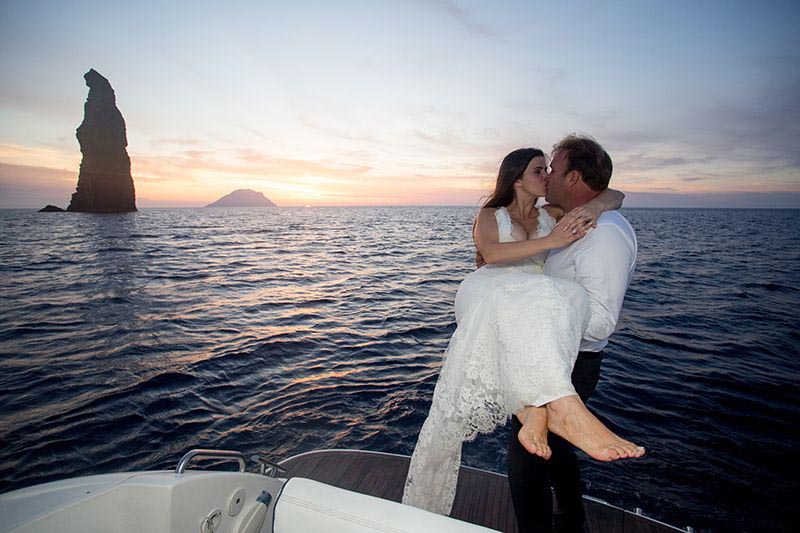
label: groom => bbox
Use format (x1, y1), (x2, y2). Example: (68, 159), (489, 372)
(506, 134), (638, 532)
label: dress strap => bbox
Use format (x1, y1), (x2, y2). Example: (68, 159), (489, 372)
(536, 206), (557, 237)
(495, 207), (514, 243)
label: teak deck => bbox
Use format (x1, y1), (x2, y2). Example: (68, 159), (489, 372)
(279, 449), (683, 533)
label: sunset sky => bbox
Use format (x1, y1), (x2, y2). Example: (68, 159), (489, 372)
(1, 0), (799, 208)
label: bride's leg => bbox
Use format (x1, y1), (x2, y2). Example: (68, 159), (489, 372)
(515, 406), (551, 459)
(545, 395), (645, 462)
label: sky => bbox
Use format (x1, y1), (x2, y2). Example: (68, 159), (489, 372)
(1, 0), (799, 208)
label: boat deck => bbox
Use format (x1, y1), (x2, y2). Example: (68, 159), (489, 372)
(279, 449), (682, 533)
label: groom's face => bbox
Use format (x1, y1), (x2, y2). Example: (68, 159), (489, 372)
(545, 149), (569, 205)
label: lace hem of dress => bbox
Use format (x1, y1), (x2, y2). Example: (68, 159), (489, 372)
(402, 269), (589, 515)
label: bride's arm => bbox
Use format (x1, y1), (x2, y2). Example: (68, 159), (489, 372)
(545, 188), (625, 225)
(474, 208), (590, 266)
(581, 188), (625, 225)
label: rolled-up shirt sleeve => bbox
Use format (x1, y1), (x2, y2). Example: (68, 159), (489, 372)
(571, 224), (636, 344)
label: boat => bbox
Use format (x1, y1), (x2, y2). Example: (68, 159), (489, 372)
(0, 448), (691, 532)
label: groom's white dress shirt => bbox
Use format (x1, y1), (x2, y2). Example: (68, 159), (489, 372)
(544, 210), (637, 352)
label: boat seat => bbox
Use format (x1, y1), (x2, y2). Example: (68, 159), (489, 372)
(274, 477), (496, 532)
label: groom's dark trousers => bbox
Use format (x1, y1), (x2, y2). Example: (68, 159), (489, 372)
(507, 350), (604, 533)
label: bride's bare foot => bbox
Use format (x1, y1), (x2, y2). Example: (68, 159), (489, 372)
(546, 395), (645, 462)
(516, 406), (551, 459)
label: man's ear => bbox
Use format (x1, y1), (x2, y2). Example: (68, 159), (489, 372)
(566, 170), (581, 187)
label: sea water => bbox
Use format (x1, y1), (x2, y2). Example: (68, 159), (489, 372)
(1, 207), (798, 532)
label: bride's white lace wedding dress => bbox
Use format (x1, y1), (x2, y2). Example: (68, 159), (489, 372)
(402, 206), (590, 515)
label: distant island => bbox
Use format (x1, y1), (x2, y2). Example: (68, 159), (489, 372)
(39, 205), (65, 212)
(206, 189), (277, 207)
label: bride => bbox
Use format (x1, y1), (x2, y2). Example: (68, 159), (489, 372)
(402, 147), (644, 516)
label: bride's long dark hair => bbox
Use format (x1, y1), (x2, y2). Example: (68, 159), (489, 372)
(474, 147), (545, 267)
(482, 148), (545, 208)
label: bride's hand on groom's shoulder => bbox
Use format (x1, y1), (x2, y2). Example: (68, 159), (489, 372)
(548, 213), (592, 248)
(565, 205), (601, 228)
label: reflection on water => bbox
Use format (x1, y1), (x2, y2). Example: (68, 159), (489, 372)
(0, 207), (798, 532)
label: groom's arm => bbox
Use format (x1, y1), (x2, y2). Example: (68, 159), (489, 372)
(572, 224), (636, 344)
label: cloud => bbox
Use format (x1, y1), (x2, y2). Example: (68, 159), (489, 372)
(0, 85), (76, 122)
(537, 51), (800, 194)
(0, 162), (75, 208)
(427, 0), (498, 39)
(413, 128), (476, 151)
(130, 147), (373, 183)
(148, 137), (202, 147)
(236, 126), (274, 142)
(297, 115), (382, 145)
(617, 152), (716, 173)
(311, 170), (486, 206)
(624, 191), (800, 209)
(233, 149), (374, 178)
(0, 143), (78, 169)
(631, 61), (794, 176)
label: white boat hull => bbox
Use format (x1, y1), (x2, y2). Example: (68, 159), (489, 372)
(0, 469), (494, 532)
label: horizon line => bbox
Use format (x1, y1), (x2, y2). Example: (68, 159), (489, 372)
(3, 205), (799, 210)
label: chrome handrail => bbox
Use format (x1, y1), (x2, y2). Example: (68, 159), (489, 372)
(175, 449), (247, 474)
(251, 454), (287, 477)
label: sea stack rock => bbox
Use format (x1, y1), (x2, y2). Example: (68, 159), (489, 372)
(67, 69), (136, 213)
(206, 189), (277, 207)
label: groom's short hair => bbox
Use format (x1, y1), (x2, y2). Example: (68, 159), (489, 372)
(554, 134), (612, 191)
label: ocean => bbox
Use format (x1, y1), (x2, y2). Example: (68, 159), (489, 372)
(0, 206), (797, 532)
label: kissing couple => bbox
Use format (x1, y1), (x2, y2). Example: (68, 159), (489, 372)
(403, 134), (644, 532)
